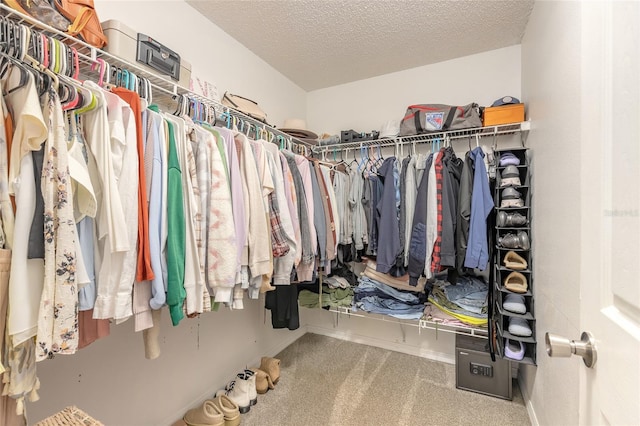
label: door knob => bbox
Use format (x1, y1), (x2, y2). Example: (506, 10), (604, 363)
(545, 331), (597, 368)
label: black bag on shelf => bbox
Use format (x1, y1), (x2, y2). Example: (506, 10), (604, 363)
(399, 103), (482, 136)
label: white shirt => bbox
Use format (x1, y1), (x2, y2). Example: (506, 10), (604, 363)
(6, 71), (46, 344)
(424, 151), (440, 279)
(90, 87), (138, 321)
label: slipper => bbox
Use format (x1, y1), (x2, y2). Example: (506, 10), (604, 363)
(504, 339), (525, 360)
(504, 271), (528, 293)
(503, 294), (526, 314)
(503, 251), (528, 270)
(508, 317), (532, 337)
(500, 152), (521, 166)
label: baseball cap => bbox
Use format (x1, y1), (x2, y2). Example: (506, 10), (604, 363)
(492, 96), (521, 107)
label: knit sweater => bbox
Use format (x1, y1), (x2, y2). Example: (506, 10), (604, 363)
(165, 121), (186, 326)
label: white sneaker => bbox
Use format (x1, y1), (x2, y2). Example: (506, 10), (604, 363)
(215, 373), (252, 414)
(243, 370), (258, 406)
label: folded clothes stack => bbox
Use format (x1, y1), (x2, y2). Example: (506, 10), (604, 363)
(428, 276), (488, 326)
(362, 260), (427, 293)
(298, 285), (354, 309)
(353, 276), (425, 319)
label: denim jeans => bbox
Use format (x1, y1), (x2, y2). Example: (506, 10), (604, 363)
(356, 277), (420, 304)
(355, 295), (424, 319)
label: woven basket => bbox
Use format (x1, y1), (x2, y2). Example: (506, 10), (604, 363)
(34, 406), (104, 426)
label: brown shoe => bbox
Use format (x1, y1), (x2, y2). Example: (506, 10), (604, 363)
(260, 357), (281, 385)
(250, 368), (274, 394)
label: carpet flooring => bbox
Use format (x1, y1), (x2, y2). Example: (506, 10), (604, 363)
(242, 333), (531, 426)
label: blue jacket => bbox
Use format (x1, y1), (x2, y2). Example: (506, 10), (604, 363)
(463, 147), (494, 269)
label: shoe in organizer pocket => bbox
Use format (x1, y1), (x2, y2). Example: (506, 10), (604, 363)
(504, 338), (525, 360)
(503, 293), (527, 314)
(498, 231), (530, 250)
(508, 317), (532, 337)
(504, 271), (528, 293)
(500, 165), (522, 187)
(497, 211), (529, 227)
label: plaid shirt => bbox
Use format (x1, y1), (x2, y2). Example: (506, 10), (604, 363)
(431, 149), (444, 273)
(269, 191), (290, 258)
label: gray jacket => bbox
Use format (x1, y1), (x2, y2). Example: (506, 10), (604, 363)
(376, 157), (402, 274)
(309, 162), (327, 262)
(408, 153), (434, 285)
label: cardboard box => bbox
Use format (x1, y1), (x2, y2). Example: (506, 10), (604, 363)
(483, 103), (525, 126)
(101, 20), (191, 88)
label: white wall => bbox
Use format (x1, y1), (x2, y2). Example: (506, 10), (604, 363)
(30, 300), (304, 425)
(27, 1), (307, 424)
(306, 45), (522, 136)
(303, 45), (523, 363)
(95, 0), (307, 128)
(519, 2), (583, 425)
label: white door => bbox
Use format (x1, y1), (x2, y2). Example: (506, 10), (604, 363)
(579, 2), (640, 425)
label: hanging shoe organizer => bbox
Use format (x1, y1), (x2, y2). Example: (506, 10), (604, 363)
(493, 148), (536, 365)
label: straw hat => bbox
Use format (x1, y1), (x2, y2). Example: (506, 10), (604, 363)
(280, 118), (318, 141)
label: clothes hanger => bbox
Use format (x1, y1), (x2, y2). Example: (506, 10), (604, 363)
(348, 146), (358, 170)
(0, 53), (30, 94)
(21, 27), (59, 94)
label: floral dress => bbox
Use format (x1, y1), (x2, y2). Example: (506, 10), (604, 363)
(36, 90), (78, 361)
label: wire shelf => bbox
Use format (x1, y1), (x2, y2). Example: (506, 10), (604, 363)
(314, 121), (530, 154)
(326, 306), (488, 339)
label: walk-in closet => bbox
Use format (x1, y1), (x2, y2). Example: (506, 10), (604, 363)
(0, 0), (637, 425)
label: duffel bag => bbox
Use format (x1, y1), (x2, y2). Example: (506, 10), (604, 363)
(399, 103), (482, 136)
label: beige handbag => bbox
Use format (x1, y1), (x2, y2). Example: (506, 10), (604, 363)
(222, 92), (269, 124)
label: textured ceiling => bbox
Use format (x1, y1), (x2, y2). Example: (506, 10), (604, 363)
(187, 0), (534, 91)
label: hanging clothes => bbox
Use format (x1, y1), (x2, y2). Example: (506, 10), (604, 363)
(204, 127), (237, 304)
(264, 143), (297, 285)
(439, 147), (463, 269)
(464, 147), (493, 270)
(235, 133), (271, 295)
(349, 166), (367, 251)
(376, 157), (402, 275)
(6, 69), (47, 345)
(282, 150), (314, 282)
(165, 119), (186, 326)
(145, 107), (168, 310)
(407, 153), (433, 286)
(456, 151), (474, 273)
(36, 90), (79, 360)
